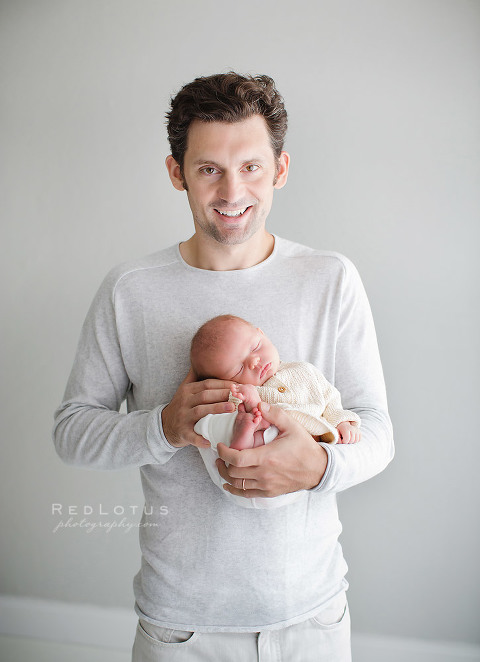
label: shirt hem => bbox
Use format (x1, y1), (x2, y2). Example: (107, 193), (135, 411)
(133, 583), (348, 633)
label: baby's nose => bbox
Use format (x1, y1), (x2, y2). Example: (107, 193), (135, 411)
(250, 356), (260, 369)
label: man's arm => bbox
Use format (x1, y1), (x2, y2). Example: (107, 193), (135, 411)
(217, 257), (394, 497)
(53, 274), (234, 469)
(314, 256), (394, 494)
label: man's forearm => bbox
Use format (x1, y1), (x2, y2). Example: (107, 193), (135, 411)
(313, 409), (394, 495)
(53, 402), (176, 469)
(304, 442), (329, 490)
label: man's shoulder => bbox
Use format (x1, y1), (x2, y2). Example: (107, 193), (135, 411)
(103, 244), (181, 290)
(274, 236), (356, 278)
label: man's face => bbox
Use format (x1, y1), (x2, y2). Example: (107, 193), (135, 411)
(168, 115), (288, 246)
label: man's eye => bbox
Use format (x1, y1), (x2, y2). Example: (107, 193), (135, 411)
(244, 164), (259, 172)
(201, 167), (218, 175)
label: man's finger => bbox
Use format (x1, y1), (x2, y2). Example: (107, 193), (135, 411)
(215, 458), (257, 482)
(192, 401), (236, 422)
(258, 401), (293, 430)
(169, 428), (211, 449)
(191, 378), (235, 392)
(189, 432), (211, 448)
(223, 483), (274, 499)
(191, 388), (234, 405)
(216, 442), (262, 467)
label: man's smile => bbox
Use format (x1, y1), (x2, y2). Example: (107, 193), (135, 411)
(213, 206), (253, 220)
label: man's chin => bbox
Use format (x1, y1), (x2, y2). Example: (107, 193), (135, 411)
(209, 223), (261, 246)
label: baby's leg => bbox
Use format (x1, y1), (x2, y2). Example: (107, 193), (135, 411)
(230, 404), (269, 451)
(230, 383), (260, 412)
(249, 408), (272, 448)
(253, 430), (266, 447)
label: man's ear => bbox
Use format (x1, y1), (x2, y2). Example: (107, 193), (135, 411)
(274, 151), (290, 190)
(165, 155), (186, 191)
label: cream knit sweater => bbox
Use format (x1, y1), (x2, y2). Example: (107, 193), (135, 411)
(254, 361), (361, 442)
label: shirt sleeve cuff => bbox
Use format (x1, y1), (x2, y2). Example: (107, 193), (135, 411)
(146, 405), (179, 463)
(309, 442), (333, 492)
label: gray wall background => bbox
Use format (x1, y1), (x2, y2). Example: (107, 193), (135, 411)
(1, 0), (479, 647)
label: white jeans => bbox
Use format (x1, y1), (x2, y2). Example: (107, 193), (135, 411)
(131, 593), (351, 661)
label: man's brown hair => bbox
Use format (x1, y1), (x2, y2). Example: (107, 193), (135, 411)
(166, 72), (288, 174)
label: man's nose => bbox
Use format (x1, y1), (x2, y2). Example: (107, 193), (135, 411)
(217, 172), (243, 203)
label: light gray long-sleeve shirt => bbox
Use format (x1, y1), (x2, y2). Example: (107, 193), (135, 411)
(53, 235), (394, 632)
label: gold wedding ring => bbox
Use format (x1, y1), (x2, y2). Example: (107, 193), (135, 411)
(242, 478), (246, 491)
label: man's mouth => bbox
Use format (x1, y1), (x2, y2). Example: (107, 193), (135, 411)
(214, 206), (252, 219)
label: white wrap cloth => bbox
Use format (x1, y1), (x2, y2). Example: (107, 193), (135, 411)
(195, 412), (305, 509)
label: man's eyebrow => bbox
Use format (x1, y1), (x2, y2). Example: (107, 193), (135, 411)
(192, 159), (222, 167)
(192, 157), (267, 167)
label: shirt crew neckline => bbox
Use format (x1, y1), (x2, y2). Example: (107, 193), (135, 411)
(175, 235), (280, 274)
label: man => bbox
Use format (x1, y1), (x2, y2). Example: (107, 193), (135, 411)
(54, 72), (394, 661)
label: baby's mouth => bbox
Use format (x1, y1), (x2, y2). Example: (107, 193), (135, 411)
(259, 363), (271, 380)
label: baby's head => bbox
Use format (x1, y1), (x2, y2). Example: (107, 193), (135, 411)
(190, 315), (280, 386)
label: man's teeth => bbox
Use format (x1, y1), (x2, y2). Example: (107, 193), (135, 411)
(217, 208), (248, 217)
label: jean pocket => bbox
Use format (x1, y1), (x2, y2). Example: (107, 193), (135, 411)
(311, 595), (348, 630)
(138, 620), (198, 646)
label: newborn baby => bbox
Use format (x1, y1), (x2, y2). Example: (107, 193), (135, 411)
(191, 314), (361, 451)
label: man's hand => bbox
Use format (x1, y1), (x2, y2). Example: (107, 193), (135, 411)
(216, 402), (328, 498)
(161, 369), (235, 448)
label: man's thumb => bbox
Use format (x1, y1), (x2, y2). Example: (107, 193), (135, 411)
(259, 401), (288, 427)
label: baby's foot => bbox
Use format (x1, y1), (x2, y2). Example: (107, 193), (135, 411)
(251, 407), (270, 430)
(230, 409), (263, 450)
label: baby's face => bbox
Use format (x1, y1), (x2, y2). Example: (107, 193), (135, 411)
(208, 320), (280, 386)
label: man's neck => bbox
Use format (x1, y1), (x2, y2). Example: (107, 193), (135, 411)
(179, 232), (275, 271)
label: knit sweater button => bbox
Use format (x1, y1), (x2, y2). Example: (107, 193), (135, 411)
(278, 386), (287, 393)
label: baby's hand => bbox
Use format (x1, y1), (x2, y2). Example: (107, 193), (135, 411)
(336, 421), (361, 444)
(230, 383), (246, 405)
(230, 383), (260, 412)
